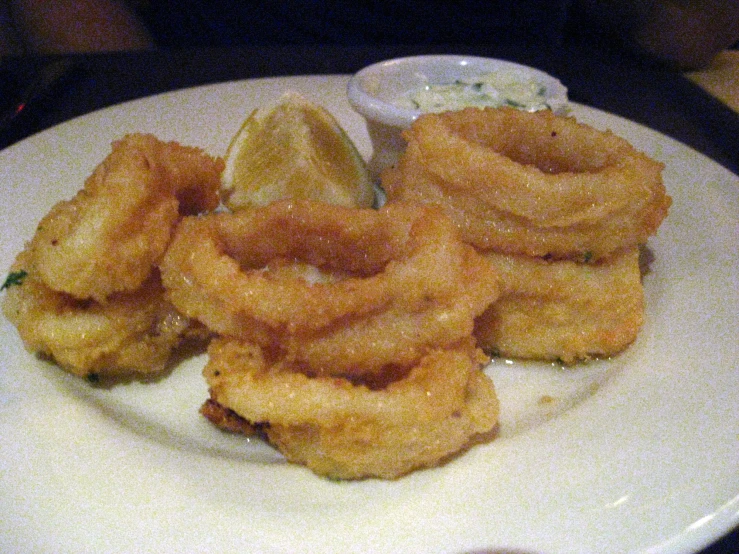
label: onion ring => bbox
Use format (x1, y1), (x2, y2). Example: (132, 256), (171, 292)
(161, 199), (500, 378)
(382, 108), (670, 261)
(203, 337), (498, 480)
(29, 134), (222, 302)
(474, 247), (644, 363)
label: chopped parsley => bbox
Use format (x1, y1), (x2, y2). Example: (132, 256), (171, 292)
(504, 99), (526, 108)
(1, 270), (28, 291)
(398, 71), (553, 114)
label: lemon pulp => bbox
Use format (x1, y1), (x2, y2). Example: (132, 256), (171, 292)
(221, 92), (374, 209)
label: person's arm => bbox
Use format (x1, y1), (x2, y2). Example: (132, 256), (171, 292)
(577, 0), (739, 70)
(6, 0), (153, 54)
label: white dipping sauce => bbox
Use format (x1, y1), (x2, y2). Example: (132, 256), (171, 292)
(395, 71), (553, 113)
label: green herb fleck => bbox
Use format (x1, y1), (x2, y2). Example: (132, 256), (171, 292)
(582, 251), (593, 263)
(1, 270), (28, 291)
(504, 99), (526, 108)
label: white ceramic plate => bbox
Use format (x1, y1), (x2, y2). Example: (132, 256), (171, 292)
(0, 75), (737, 554)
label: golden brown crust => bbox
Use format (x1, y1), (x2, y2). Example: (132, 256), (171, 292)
(2, 249), (200, 377)
(204, 337), (498, 480)
(382, 108), (670, 261)
(2, 134), (221, 377)
(161, 199), (500, 379)
(474, 247), (644, 363)
(200, 398), (258, 437)
(28, 134), (222, 302)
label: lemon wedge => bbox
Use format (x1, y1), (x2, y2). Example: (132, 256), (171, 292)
(221, 91), (375, 209)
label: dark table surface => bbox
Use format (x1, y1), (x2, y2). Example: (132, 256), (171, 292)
(0, 39), (737, 553)
(2, 40), (738, 175)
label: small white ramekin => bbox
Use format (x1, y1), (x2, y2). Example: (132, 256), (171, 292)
(347, 55), (569, 178)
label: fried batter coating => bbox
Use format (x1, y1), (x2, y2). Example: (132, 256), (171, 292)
(2, 250), (205, 378)
(200, 398), (259, 436)
(382, 108), (670, 261)
(474, 247), (644, 363)
(29, 134), (223, 302)
(2, 133), (220, 377)
(161, 200), (500, 379)
(203, 338), (498, 480)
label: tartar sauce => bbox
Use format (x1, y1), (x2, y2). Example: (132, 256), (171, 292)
(395, 71), (552, 113)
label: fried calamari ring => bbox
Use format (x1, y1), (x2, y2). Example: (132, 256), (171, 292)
(382, 108), (670, 261)
(474, 247), (644, 363)
(203, 338), (498, 480)
(161, 200), (500, 378)
(29, 134), (223, 302)
(2, 250), (206, 378)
